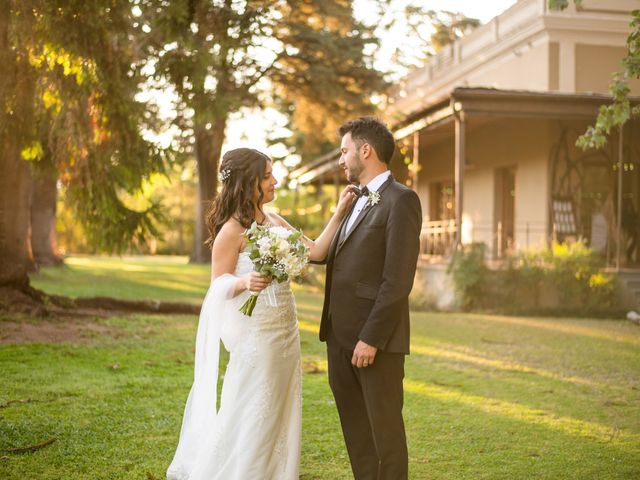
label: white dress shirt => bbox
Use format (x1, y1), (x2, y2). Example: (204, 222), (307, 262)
(345, 170), (391, 233)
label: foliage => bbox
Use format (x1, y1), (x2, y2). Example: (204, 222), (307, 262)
(424, 10), (481, 53)
(448, 243), (490, 310)
(507, 241), (617, 314)
(6, 0), (385, 261)
(142, 0), (384, 152)
(548, 0), (582, 10)
(549, 1), (640, 149)
(147, 162), (197, 255)
(138, 0), (384, 261)
(271, 184), (337, 239)
(3, 0), (170, 253)
(3, 271), (640, 478)
(364, 2), (479, 78)
(272, 1), (386, 157)
(449, 241), (619, 316)
(55, 163), (197, 256)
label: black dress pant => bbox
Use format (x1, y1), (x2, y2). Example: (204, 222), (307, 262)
(327, 331), (408, 480)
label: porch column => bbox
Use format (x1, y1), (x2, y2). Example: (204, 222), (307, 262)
(454, 111), (466, 250)
(411, 130), (420, 192)
(616, 124), (624, 271)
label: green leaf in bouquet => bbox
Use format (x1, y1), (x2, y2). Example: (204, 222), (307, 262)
(288, 231), (302, 242)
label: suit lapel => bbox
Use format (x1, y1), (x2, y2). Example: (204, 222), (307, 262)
(336, 174), (395, 255)
(329, 197), (357, 261)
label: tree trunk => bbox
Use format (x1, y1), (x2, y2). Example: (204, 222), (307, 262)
(0, 5), (47, 314)
(190, 118), (226, 263)
(0, 138), (35, 287)
(30, 171), (63, 267)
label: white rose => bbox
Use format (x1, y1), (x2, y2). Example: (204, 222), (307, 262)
(284, 254), (306, 277)
(257, 237), (272, 257)
(276, 238), (289, 255)
(270, 226), (291, 239)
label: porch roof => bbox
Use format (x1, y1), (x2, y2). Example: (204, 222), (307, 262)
(291, 87), (640, 185)
(394, 87), (640, 140)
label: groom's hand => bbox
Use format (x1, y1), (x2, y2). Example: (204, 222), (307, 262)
(352, 341), (378, 368)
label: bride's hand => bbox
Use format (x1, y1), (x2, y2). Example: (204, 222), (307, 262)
(243, 272), (272, 293)
(335, 185), (358, 219)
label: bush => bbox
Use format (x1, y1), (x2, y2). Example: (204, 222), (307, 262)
(514, 241), (617, 314)
(449, 240), (619, 316)
(448, 243), (490, 310)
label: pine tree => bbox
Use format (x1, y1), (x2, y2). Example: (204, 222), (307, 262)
(0, 0), (167, 307)
(141, 0), (384, 262)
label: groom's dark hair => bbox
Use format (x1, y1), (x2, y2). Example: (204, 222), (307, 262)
(338, 116), (395, 165)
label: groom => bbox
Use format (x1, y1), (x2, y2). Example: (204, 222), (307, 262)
(319, 117), (422, 479)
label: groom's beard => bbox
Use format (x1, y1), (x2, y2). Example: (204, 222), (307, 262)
(346, 153), (365, 184)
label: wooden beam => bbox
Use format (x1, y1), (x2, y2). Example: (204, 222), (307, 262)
(412, 130), (420, 191)
(394, 105), (454, 139)
(454, 111), (466, 250)
(616, 125), (623, 271)
(451, 88), (640, 120)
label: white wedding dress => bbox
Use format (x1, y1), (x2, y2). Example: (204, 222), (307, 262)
(167, 252), (302, 480)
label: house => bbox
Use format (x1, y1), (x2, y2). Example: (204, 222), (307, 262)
(290, 0), (640, 310)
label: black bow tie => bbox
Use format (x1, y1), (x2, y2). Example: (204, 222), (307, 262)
(355, 186), (369, 198)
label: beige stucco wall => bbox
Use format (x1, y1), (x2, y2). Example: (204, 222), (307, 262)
(512, 133), (550, 250)
(461, 168), (495, 248)
(416, 130), (455, 218)
(417, 118), (552, 256)
(464, 35), (552, 92)
(467, 119), (550, 251)
(464, 40), (640, 97)
(575, 44), (640, 94)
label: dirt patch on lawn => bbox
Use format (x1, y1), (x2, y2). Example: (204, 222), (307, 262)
(0, 284), (199, 344)
(0, 311), (122, 344)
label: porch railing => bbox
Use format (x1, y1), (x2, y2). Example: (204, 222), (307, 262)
(420, 220), (457, 258)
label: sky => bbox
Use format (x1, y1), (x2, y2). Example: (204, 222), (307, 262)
(353, 0), (518, 75)
(381, 0), (518, 24)
(223, 0), (518, 172)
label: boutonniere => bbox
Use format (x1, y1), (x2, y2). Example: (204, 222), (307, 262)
(366, 190), (381, 207)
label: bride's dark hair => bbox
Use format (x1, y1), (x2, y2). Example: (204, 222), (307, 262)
(205, 148), (270, 249)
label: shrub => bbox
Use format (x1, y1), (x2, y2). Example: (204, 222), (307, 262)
(516, 240), (616, 314)
(448, 242), (490, 310)
(449, 240), (618, 316)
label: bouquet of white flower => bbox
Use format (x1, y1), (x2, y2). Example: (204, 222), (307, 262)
(239, 222), (309, 316)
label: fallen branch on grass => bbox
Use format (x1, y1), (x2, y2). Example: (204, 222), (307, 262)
(0, 284), (200, 317)
(5, 438), (56, 454)
(0, 399), (36, 409)
(68, 296), (200, 314)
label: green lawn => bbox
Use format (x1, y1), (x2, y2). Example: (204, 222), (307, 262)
(1, 255), (639, 479)
(30, 255), (211, 303)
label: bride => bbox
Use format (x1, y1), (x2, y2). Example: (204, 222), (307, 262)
(167, 147), (356, 480)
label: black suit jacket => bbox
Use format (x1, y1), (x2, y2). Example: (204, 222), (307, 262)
(319, 175), (422, 354)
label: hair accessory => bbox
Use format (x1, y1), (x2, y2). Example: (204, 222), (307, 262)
(219, 168), (232, 183)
